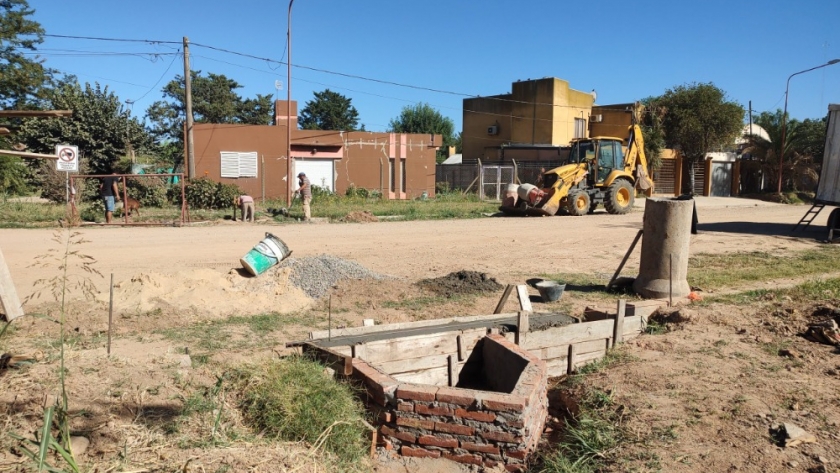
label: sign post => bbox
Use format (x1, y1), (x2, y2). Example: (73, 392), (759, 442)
(55, 145), (79, 203)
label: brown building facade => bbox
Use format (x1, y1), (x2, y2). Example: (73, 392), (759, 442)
(193, 101), (441, 201)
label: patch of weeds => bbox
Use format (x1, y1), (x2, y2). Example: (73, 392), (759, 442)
(688, 247), (840, 291)
(645, 319), (667, 335)
(760, 339), (792, 357)
(191, 354), (211, 367)
(713, 339), (728, 347)
(233, 356), (369, 471)
(382, 294), (471, 311)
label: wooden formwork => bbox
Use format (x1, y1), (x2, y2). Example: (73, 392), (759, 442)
(298, 299), (663, 380)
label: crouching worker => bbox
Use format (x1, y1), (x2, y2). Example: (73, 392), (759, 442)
(237, 194), (255, 223)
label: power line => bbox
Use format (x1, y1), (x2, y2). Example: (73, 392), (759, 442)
(127, 49), (182, 104)
(44, 33), (180, 45)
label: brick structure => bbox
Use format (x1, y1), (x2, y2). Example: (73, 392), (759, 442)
(348, 334), (548, 469)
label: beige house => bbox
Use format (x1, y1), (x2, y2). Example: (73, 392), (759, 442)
(462, 78), (597, 161)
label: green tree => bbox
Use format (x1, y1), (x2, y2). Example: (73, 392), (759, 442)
(298, 89), (360, 131)
(639, 97), (666, 171)
(146, 71), (274, 164)
(745, 110), (821, 191)
(388, 103), (455, 162)
(0, 0), (53, 108)
(16, 79), (155, 201)
(653, 83), (744, 194)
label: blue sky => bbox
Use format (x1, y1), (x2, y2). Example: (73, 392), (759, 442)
(28, 0), (840, 133)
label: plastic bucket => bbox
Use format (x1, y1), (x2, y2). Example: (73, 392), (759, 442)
(240, 233), (291, 277)
(536, 281), (566, 302)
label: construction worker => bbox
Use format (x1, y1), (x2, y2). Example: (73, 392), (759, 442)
(295, 172), (311, 221)
(238, 193), (255, 223)
(99, 168), (120, 224)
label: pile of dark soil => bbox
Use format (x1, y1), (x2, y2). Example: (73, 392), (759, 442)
(418, 270), (502, 297)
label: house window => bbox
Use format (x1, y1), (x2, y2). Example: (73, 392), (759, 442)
(220, 151), (258, 178)
(574, 118), (586, 139)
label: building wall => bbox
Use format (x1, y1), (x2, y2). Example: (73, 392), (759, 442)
(194, 124), (439, 201)
(462, 94), (512, 160)
(462, 78), (594, 162)
(590, 103), (639, 138)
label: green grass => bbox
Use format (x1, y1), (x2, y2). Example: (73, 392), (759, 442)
(688, 247), (840, 291)
(267, 193), (499, 222)
(704, 276), (840, 306)
(0, 201), (68, 227)
(157, 311), (316, 351)
(233, 356), (369, 471)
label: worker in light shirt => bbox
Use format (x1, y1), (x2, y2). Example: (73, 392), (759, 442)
(238, 194), (255, 223)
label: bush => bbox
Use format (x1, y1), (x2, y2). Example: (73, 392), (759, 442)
(236, 357), (368, 469)
(345, 185), (370, 198)
(178, 178), (242, 209)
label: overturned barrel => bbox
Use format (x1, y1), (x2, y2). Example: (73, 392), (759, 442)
(633, 198), (692, 299)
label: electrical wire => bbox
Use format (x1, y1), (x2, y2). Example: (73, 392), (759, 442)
(127, 49), (182, 104)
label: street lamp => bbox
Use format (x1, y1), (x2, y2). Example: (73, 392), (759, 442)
(777, 58), (840, 194)
(286, 0), (296, 205)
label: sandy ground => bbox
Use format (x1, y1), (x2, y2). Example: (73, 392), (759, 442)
(1, 198), (822, 300)
(1, 197), (837, 473)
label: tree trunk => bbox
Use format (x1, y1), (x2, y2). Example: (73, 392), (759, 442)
(682, 156), (696, 195)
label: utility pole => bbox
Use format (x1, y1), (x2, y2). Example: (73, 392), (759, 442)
(286, 0), (296, 205)
(183, 36), (195, 179)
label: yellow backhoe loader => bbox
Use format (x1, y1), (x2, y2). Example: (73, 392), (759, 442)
(500, 124), (654, 216)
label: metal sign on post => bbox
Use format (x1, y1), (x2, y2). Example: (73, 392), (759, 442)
(55, 145), (79, 172)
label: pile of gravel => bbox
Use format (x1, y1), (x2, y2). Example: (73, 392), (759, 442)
(277, 254), (388, 299)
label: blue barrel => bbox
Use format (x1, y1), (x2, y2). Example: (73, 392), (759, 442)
(240, 233), (291, 276)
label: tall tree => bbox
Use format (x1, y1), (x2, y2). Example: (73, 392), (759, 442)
(145, 71), (274, 163)
(653, 83), (744, 194)
(745, 110), (821, 191)
(298, 89), (360, 131)
(16, 79), (155, 200)
(388, 103), (455, 162)
(0, 0), (53, 108)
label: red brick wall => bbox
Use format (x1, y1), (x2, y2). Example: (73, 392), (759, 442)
(348, 334), (548, 471)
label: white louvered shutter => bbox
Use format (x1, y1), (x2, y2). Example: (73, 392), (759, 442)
(239, 152), (258, 177)
(220, 152), (240, 178)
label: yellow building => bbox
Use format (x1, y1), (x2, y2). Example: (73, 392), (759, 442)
(462, 77), (596, 160)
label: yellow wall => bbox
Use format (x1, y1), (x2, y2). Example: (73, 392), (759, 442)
(462, 78), (595, 160)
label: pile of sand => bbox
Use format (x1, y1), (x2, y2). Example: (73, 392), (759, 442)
(101, 267), (313, 317)
(341, 211), (378, 223)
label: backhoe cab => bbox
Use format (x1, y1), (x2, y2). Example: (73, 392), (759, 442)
(501, 124), (653, 216)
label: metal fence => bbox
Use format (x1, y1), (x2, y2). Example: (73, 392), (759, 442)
(436, 161), (565, 198)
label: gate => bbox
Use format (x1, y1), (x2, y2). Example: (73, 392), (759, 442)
(480, 165), (514, 200)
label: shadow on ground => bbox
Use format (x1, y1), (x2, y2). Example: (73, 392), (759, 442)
(697, 221), (829, 240)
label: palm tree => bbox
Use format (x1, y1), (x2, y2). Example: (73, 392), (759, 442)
(744, 110), (817, 192)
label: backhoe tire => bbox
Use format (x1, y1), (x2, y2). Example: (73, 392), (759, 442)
(566, 191), (590, 216)
(605, 179), (635, 215)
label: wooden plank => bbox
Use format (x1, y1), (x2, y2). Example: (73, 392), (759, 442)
(626, 299), (668, 317)
(516, 311), (530, 346)
(493, 285), (514, 314)
(516, 285), (532, 312)
(567, 344), (577, 375)
(372, 353), (449, 375)
(522, 319), (614, 351)
(309, 312), (517, 340)
(545, 356), (569, 377)
(613, 299), (626, 347)
(393, 366), (450, 385)
(0, 149), (58, 160)
(623, 315), (646, 337)
(351, 344), (366, 359)
(456, 334), (465, 361)
(360, 328), (485, 364)
(573, 348), (607, 369)
(534, 338), (606, 361)
(447, 355), (455, 387)
(0, 247), (24, 321)
(301, 343), (352, 376)
(607, 229), (643, 289)
(332, 345), (352, 356)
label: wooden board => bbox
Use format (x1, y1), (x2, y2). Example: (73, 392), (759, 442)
(393, 366), (451, 385)
(522, 319), (614, 351)
(356, 328), (485, 364)
(309, 312), (517, 340)
(372, 353), (450, 375)
(0, 247), (24, 321)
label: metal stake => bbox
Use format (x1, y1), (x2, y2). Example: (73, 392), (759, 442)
(669, 254), (673, 307)
(107, 273), (114, 356)
(328, 294), (332, 342)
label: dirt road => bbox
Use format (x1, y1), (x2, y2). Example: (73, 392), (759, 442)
(0, 199), (823, 300)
